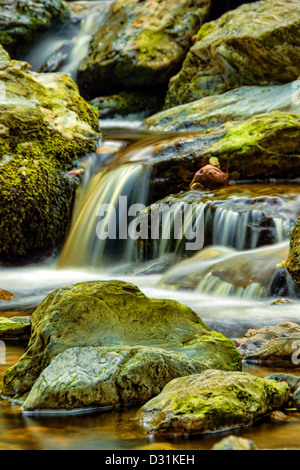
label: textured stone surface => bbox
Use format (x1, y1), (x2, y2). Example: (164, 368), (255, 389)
(139, 369), (290, 436)
(165, 0), (300, 107)
(0, 0), (70, 51)
(2, 280), (241, 400)
(144, 81), (300, 132)
(78, 0), (211, 98)
(234, 322), (300, 355)
(287, 219), (300, 286)
(22, 345), (207, 411)
(244, 337), (300, 366)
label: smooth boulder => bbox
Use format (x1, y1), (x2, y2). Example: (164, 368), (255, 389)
(2, 280), (241, 400)
(165, 0), (300, 107)
(22, 345), (207, 412)
(139, 369), (290, 436)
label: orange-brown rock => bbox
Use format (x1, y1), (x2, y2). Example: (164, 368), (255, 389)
(190, 165), (229, 190)
(0, 289), (15, 301)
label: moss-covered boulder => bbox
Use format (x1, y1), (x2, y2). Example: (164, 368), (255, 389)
(77, 0), (211, 98)
(91, 91), (162, 119)
(144, 81), (300, 132)
(138, 369), (290, 436)
(0, 317), (30, 341)
(165, 0), (300, 107)
(287, 219), (300, 286)
(2, 280), (241, 400)
(0, 0), (70, 53)
(266, 373), (300, 409)
(22, 345), (207, 412)
(0, 46), (100, 261)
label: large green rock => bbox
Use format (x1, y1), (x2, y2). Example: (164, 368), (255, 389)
(22, 345), (207, 412)
(138, 369), (290, 436)
(0, 46), (100, 261)
(2, 281), (241, 400)
(0, 0), (70, 52)
(165, 0), (300, 107)
(77, 0), (211, 98)
(144, 81), (300, 132)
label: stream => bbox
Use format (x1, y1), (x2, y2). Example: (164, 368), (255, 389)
(1, 0), (300, 450)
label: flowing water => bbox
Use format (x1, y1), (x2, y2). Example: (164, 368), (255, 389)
(2, 0), (300, 450)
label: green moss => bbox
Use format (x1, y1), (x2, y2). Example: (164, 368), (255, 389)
(138, 30), (168, 62)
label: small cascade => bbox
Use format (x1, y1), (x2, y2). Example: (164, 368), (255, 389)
(59, 158), (153, 268)
(59, 2), (113, 79)
(22, 1), (114, 76)
(159, 242), (300, 299)
(137, 187), (300, 261)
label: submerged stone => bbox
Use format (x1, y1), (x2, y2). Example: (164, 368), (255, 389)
(77, 0), (211, 98)
(138, 369), (290, 436)
(22, 345), (207, 412)
(165, 0), (300, 107)
(2, 280), (241, 400)
(212, 435), (258, 450)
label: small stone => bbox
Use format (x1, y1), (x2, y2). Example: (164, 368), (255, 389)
(212, 435), (258, 450)
(190, 165), (229, 190)
(0, 289), (15, 301)
(269, 410), (288, 423)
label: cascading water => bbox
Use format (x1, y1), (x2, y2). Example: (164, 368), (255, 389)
(21, 1), (114, 77)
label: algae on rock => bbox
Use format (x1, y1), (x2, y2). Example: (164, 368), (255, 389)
(165, 0), (300, 107)
(0, 46), (100, 261)
(78, 0), (211, 98)
(139, 369), (290, 436)
(2, 280), (241, 400)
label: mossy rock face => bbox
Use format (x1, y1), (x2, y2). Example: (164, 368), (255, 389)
(138, 369), (290, 436)
(266, 373), (300, 409)
(2, 280), (241, 400)
(91, 91), (162, 119)
(0, 317), (30, 341)
(78, 0), (211, 98)
(0, 47), (100, 261)
(0, 0), (70, 52)
(165, 0), (300, 107)
(22, 345), (207, 412)
(287, 219), (300, 287)
(147, 112), (300, 200)
(144, 81), (300, 132)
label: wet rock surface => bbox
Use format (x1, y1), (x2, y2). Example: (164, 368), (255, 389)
(165, 0), (300, 107)
(2, 280), (241, 400)
(138, 369), (290, 436)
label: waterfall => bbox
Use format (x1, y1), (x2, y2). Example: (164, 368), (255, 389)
(137, 190), (300, 261)
(59, 159), (153, 268)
